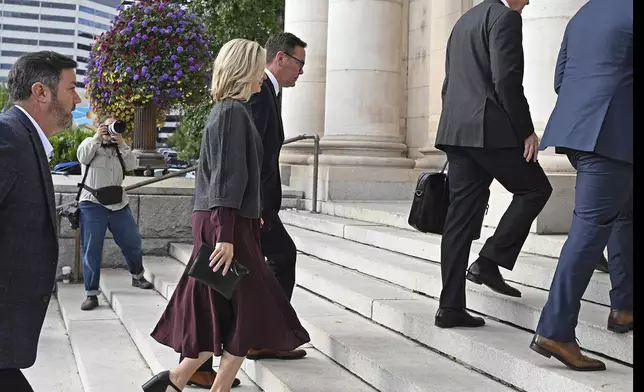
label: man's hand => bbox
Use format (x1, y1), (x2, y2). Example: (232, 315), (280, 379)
(95, 124), (110, 141)
(523, 132), (539, 162)
(209, 242), (234, 276)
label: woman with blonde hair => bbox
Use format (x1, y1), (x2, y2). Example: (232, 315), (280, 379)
(142, 38), (310, 392)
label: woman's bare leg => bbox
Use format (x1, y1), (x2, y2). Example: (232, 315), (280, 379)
(167, 351), (213, 391)
(210, 350), (245, 392)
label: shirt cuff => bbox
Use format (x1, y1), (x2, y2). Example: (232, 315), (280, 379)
(213, 207), (236, 244)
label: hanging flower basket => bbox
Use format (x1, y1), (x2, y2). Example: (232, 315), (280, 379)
(85, 0), (213, 131)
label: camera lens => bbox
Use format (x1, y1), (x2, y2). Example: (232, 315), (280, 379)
(108, 120), (126, 134)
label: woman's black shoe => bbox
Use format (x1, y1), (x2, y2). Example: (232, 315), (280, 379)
(142, 370), (181, 392)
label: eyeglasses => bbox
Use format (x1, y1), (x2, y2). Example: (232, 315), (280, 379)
(283, 52), (305, 70)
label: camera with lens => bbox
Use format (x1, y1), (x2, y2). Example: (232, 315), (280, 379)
(107, 120), (126, 138)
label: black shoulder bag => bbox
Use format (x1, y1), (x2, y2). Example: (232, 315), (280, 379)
(408, 161), (489, 240)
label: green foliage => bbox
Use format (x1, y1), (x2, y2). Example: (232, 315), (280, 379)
(48, 126), (95, 168)
(168, 100), (212, 161)
(183, 0), (284, 54)
(0, 83), (10, 111)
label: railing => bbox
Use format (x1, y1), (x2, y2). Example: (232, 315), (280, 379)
(282, 133), (320, 214)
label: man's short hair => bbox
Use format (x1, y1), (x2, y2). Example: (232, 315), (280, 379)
(265, 32), (307, 63)
(8, 51), (77, 102)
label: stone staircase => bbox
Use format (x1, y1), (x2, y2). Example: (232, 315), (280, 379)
(46, 204), (632, 392)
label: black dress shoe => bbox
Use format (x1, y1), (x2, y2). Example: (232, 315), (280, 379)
(81, 296), (98, 311)
(435, 308), (485, 328)
(142, 370), (181, 391)
(132, 277), (154, 289)
(466, 258), (522, 297)
(595, 254), (609, 273)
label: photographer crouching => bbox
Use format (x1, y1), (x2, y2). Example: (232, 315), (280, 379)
(76, 115), (153, 311)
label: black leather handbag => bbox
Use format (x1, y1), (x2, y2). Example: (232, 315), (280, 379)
(408, 161), (450, 234)
(188, 243), (250, 299)
(408, 161), (489, 240)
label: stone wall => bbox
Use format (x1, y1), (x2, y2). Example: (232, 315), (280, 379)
(54, 175), (195, 278)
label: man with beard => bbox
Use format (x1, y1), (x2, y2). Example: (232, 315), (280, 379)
(0, 51), (81, 391)
(182, 32), (308, 389)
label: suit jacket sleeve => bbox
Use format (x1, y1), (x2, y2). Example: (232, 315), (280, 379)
(489, 11), (534, 140)
(0, 124), (18, 206)
(441, 33), (453, 102)
(248, 88), (271, 141)
(554, 28), (569, 95)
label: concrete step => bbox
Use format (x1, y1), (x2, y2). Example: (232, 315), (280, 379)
(97, 267), (260, 392)
(134, 256), (378, 392)
(23, 298), (84, 392)
(279, 210), (610, 306)
(295, 253), (633, 392)
(306, 200), (569, 259)
(56, 284), (153, 392)
(292, 288), (514, 392)
(272, 226), (633, 365)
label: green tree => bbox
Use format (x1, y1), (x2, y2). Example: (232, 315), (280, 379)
(0, 83), (10, 112)
(48, 126), (95, 168)
(168, 100), (212, 161)
(169, 0), (284, 159)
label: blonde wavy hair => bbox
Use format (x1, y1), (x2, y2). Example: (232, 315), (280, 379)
(211, 38), (266, 102)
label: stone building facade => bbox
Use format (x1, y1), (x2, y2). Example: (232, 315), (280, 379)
(279, 0), (589, 234)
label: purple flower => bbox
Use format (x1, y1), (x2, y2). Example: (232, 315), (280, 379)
(167, 25), (173, 31)
(177, 46), (184, 53)
(153, 56), (161, 62)
(145, 73), (151, 80)
(130, 37), (137, 44)
(188, 57), (194, 63)
(176, 28), (184, 33)
(165, 42), (171, 47)
(142, 34), (148, 40)
(125, 67), (132, 73)
(133, 74), (140, 81)
(151, 26), (158, 32)
(173, 76), (179, 81)
(141, 66), (148, 74)
(179, 20), (187, 25)
(161, 73), (169, 80)
(174, 63), (180, 70)
(142, 21), (148, 27)
(171, 55), (177, 61)
(176, 70), (183, 77)
(145, 59), (150, 64)
(188, 66), (195, 72)
(190, 13), (196, 19)
(195, 64), (201, 69)
(120, 29), (128, 35)
(144, 7), (151, 13)
(136, 33), (141, 38)
(116, 4), (121, 10)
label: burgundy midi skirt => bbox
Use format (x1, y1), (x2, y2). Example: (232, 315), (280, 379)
(150, 210), (310, 358)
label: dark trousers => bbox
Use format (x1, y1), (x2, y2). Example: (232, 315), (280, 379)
(439, 147), (552, 309)
(180, 209), (297, 370)
(0, 369), (34, 392)
(536, 151), (632, 341)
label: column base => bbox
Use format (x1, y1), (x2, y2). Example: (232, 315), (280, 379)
(484, 173), (576, 234)
(283, 164), (422, 202)
(281, 140), (315, 165)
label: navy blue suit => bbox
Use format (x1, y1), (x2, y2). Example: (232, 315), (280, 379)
(536, 0), (633, 342)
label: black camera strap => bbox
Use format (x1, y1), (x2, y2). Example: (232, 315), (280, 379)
(76, 155), (96, 202)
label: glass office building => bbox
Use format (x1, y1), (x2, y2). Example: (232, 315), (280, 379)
(0, 0), (121, 101)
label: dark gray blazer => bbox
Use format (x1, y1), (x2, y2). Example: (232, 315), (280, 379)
(435, 0), (533, 149)
(193, 99), (264, 219)
(540, 0), (633, 164)
(0, 106), (59, 369)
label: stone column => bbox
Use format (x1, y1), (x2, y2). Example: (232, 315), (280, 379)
(522, 0), (587, 174)
(320, 0), (414, 169)
(280, 0), (329, 165)
(415, 0), (473, 170)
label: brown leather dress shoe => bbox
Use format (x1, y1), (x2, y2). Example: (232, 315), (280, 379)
(529, 334), (606, 371)
(607, 309), (633, 333)
(187, 370), (241, 389)
(246, 348), (307, 360)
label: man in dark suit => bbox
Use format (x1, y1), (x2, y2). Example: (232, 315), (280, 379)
(433, 0), (553, 329)
(531, 0), (632, 371)
(0, 51), (81, 391)
(182, 32), (308, 388)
